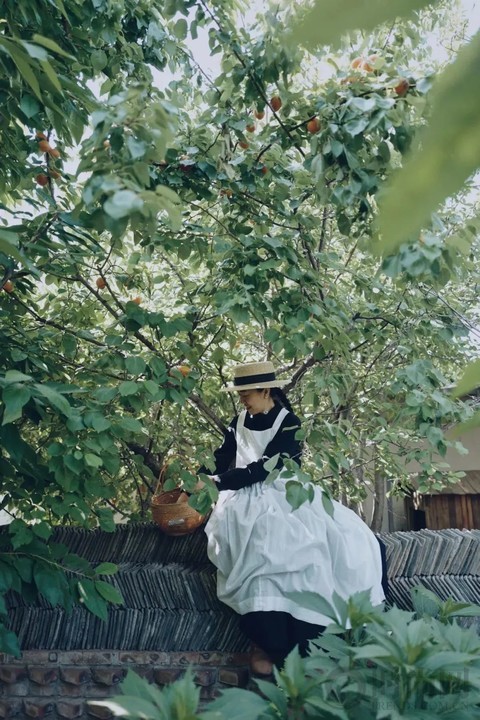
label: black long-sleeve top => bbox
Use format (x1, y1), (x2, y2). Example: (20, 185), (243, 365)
(200, 404), (302, 491)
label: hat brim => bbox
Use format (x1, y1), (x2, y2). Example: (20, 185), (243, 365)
(221, 379), (289, 392)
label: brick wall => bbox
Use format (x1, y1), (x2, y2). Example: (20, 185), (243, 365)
(0, 650), (251, 719)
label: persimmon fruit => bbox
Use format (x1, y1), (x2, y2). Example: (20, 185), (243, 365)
(306, 117), (321, 134)
(270, 95), (282, 112)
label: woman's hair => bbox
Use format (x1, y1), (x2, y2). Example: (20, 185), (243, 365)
(270, 387), (294, 413)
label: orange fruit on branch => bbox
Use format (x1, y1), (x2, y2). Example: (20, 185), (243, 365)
(35, 173), (49, 186)
(2, 280), (14, 293)
(306, 117), (321, 134)
(270, 95), (282, 112)
(394, 78), (410, 96)
(96, 277), (106, 289)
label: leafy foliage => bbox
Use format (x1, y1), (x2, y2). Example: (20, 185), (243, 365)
(0, 0), (479, 651)
(96, 590), (480, 720)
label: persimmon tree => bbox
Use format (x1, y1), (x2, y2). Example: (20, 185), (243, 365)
(0, 0), (478, 653)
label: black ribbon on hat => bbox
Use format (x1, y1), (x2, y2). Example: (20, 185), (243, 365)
(234, 372), (276, 386)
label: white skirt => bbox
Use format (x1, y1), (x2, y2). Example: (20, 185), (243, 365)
(205, 477), (385, 627)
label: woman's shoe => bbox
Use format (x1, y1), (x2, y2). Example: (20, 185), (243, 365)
(250, 644), (274, 676)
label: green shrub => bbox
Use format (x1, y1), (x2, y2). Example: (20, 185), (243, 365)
(93, 588), (480, 720)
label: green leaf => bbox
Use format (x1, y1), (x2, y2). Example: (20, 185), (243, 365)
(285, 590), (341, 622)
(119, 380), (139, 396)
(207, 688), (269, 719)
(94, 562), (118, 576)
(263, 453), (280, 472)
(3, 40), (42, 100)
(32, 34), (73, 58)
(285, 480), (310, 510)
(376, 31), (480, 253)
(104, 190), (143, 220)
(173, 18), (188, 40)
(33, 564), (68, 607)
(96, 507), (115, 531)
(451, 359), (480, 399)
(2, 384), (31, 425)
(40, 59), (63, 94)
(0, 561), (14, 593)
(94, 580), (123, 605)
(0, 624), (21, 657)
(125, 357), (147, 375)
(289, 0), (433, 49)
(91, 49), (108, 71)
(116, 417), (144, 433)
(4, 370), (32, 384)
(0, 229), (24, 262)
(85, 453), (103, 468)
(33, 384), (72, 417)
(77, 578), (108, 621)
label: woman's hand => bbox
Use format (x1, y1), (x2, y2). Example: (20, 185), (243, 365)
(193, 475), (219, 492)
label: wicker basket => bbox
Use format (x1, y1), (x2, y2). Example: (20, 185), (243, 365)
(150, 465), (207, 536)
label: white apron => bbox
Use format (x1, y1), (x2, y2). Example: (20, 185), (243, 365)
(205, 409), (385, 627)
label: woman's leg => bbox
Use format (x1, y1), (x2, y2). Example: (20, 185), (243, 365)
(240, 611), (326, 669)
(287, 616), (326, 657)
(240, 611), (292, 670)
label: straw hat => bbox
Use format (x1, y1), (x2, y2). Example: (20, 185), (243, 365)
(222, 361), (288, 392)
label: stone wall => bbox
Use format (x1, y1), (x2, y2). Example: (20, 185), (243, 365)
(0, 649), (250, 719)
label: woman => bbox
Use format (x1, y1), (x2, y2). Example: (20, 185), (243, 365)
(198, 361), (386, 676)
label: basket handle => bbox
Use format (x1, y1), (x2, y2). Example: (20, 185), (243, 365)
(154, 463), (169, 496)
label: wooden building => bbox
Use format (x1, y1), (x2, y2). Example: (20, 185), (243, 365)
(412, 471), (480, 530)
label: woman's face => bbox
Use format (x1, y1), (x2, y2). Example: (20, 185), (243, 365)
(237, 389), (269, 415)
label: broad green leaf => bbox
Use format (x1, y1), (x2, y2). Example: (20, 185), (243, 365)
(376, 31), (480, 253)
(96, 507), (115, 531)
(94, 562), (118, 576)
(263, 453), (279, 472)
(451, 358), (480, 399)
(4, 370), (32, 384)
(285, 480), (310, 510)
(0, 230), (24, 262)
(0, 624), (21, 657)
(116, 417), (144, 433)
(173, 18), (188, 40)
(2, 384), (31, 425)
(77, 578), (108, 621)
(119, 380), (139, 396)
(85, 453), (103, 468)
(3, 40), (42, 100)
(94, 579), (123, 604)
(33, 384), (72, 417)
(40, 59), (63, 93)
(125, 356), (147, 375)
(104, 190), (143, 220)
(288, 0), (434, 49)
(285, 590), (341, 622)
(207, 688), (269, 719)
(33, 564), (68, 607)
(0, 561), (14, 592)
(32, 34), (73, 58)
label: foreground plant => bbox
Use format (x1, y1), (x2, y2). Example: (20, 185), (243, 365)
(94, 587), (480, 720)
